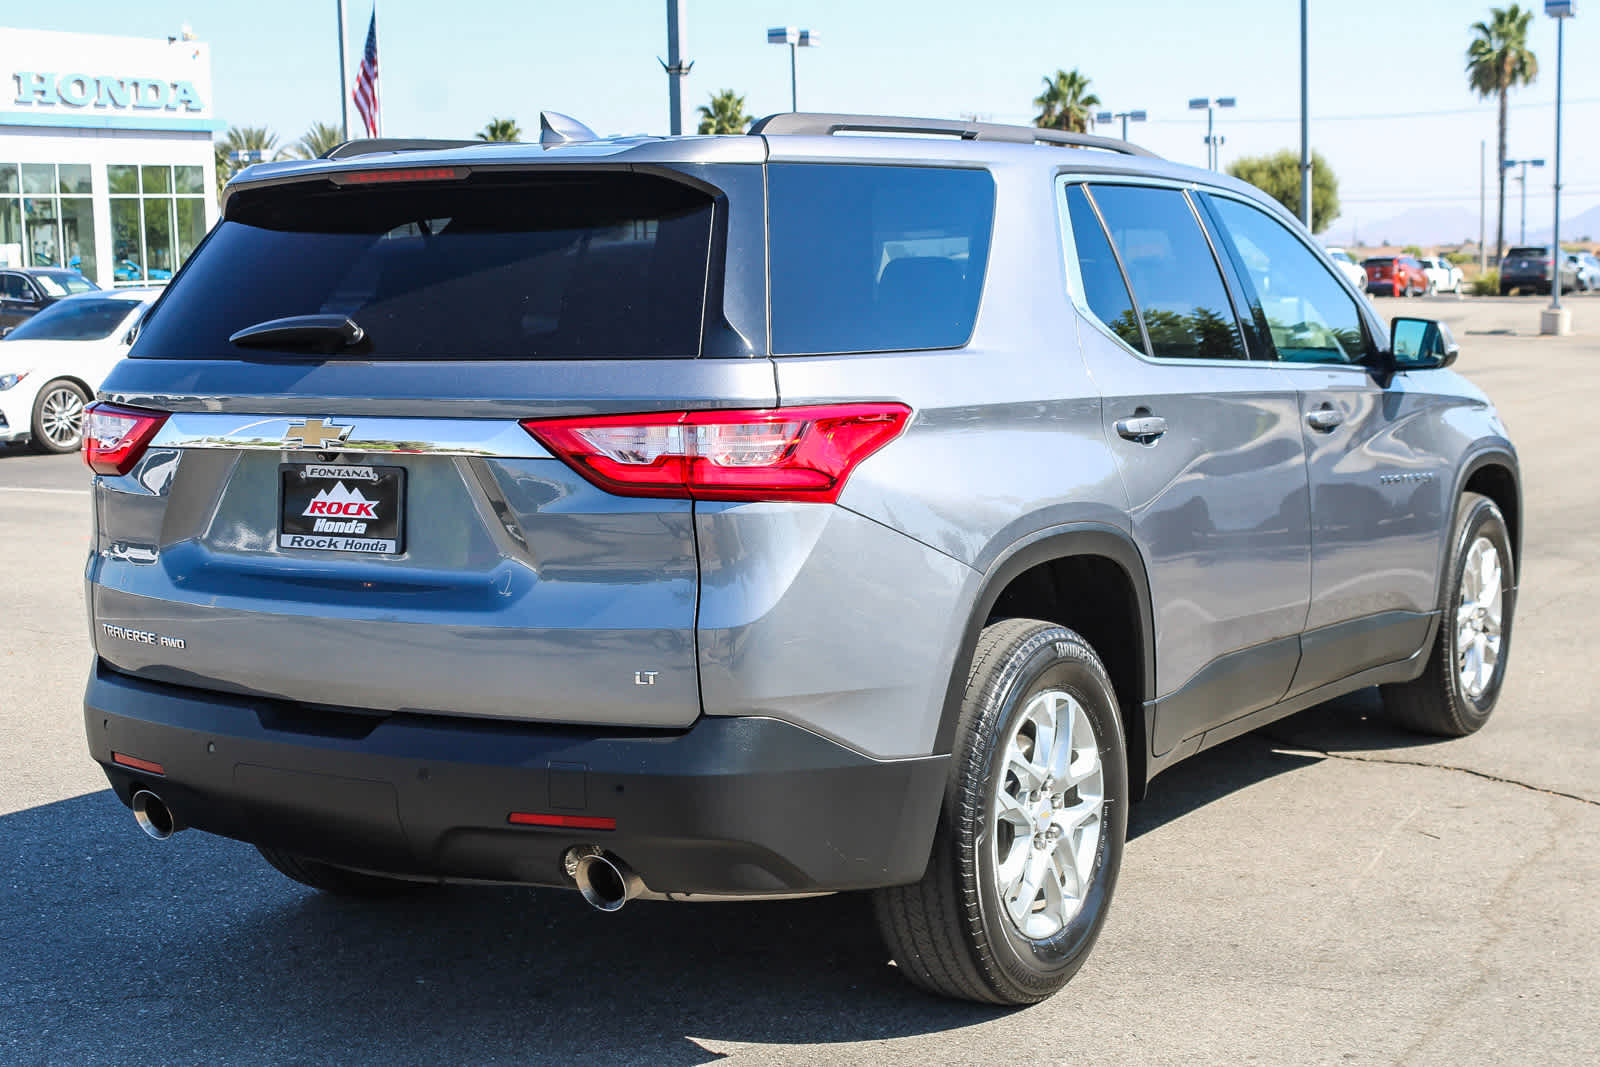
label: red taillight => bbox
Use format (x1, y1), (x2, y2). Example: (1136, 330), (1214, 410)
(82, 402), (169, 476)
(508, 812), (616, 830)
(523, 404), (912, 503)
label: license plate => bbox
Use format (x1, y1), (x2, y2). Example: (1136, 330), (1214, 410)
(279, 463), (405, 554)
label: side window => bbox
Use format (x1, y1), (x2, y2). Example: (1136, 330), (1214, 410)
(0, 274), (31, 300)
(1087, 184), (1247, 361)
(1063, 184), (1146, 354)
(1208, 196), (1369, 365)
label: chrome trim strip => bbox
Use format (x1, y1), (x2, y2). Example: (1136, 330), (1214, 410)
(148, 413), (554, 459)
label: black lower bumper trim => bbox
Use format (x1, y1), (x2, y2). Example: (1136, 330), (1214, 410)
(85, 664), (949, 895)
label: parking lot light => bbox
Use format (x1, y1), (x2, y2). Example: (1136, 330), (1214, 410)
(1094, 109), (1147, 141)
(1189, 96), (1235, 169)
(1502, 158), (1546, 244)
(767, 26), (819, 112)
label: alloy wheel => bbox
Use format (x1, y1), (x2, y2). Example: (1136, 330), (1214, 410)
(1456, 535), (1504, 700)
(39, 386), (85, 450)
(991, 688), (1104, 940)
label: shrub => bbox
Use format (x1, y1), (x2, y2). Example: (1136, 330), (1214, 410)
(1471, 270), (1500, 296)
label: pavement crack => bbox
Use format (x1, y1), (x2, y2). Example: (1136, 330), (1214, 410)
(1262, 736), (1600, 808)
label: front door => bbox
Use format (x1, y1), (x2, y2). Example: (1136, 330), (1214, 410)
(1061, 181), (1312, 755)
(1202, 192), (1448, 694)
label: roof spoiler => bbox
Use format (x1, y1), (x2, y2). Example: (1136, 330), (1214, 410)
(322, 138), (481, 159)
(748, 112), (1159, 158)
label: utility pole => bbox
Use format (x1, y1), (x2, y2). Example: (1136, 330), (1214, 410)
(662, 1), (693, 135)
(336, 0), (349, 141)
(1299, 0), (1312, 229)
(1479, 140), (1486, 273)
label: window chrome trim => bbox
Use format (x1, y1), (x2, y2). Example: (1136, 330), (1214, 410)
(147, 413), (553, 459)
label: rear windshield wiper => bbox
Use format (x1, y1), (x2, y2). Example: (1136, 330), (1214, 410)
(228, 314), (366, 353)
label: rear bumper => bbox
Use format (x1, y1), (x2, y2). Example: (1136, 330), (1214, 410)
(85, 663), (949, 896)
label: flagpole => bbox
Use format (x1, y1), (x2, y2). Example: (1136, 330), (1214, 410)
(336, 0), (350, 141)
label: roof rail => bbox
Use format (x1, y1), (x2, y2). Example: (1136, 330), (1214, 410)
(321, 137), (482, 160)
(747, 112), (1158, 158)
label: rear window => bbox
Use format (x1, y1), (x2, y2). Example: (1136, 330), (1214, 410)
(1363, 257), (1394, 266)
(1505, 247), (1546, 259)
(135, 172), (715, 360)
(768, 164), (995, 355)
(4, 297), (137, 341)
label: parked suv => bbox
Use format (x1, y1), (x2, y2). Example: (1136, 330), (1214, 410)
(82, 113), (1520, 1006)
(1500, 245), (1579, 295)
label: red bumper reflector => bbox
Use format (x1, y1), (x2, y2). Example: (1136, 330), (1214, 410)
(112, 752), (165, 775)
(507, 812), (616, 831)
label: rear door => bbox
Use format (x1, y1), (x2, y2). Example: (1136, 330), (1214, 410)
(1202, 192), (1448, 693)
(1063, 180), (1311, 754)
(90, 165), (771, 727)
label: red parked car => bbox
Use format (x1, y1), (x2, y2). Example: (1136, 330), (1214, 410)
(1363, 255), (1430, 297)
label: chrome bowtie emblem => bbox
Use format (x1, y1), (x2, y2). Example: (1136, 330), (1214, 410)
(284, 418), (353, 449)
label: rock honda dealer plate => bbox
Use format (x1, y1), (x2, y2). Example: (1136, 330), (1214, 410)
(279, 464), (405, 554)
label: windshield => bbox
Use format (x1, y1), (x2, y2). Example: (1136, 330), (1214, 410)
(32, 272), (97, 298)
(137, 171), (716, 361)
(4, 298), (138, 342)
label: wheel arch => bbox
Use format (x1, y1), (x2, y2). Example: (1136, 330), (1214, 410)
(1455, 449), (1522, 585)
(935, 524), (1157, 800)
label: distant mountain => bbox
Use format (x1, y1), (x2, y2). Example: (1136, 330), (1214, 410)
(1527, 203), (1600, 244)
(1329, 205), (1482, 248)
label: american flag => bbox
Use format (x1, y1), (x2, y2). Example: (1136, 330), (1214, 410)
(351, 8), (380, 137)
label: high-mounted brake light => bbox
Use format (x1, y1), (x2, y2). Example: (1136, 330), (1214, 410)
(523, 404), (912, 503)
(82, 402), (169, 476)
(508, 812), (617, 831)
(336, 166), (464, 185)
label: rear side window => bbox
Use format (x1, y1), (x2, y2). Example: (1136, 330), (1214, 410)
(1063, 184), (1145, 354)
(135, 172), (715, 360)
(768, 164), (994, 355)
(1087, 184), (1246, 361)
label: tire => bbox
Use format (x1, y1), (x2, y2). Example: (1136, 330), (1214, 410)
(257, 845), (429, 898)
(873, 619), (1128, 1005)
(28, 379), (88, 454)
(1381, 493), (1515, 737)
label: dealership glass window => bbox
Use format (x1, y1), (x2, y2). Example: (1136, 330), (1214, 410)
(0, 163), (97, 278)
(109, 164), (207, 284)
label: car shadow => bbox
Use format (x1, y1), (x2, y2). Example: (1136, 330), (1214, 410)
(0, 693), (1440, 1063)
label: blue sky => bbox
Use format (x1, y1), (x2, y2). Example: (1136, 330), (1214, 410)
(9, 0), (1597, 242)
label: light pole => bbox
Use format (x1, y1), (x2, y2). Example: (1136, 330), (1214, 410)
(1188, 96), (1236, 170)
(335, 0), (349, 141)
(1502, 158), (1546, 244)
(767, 27), (819, 112)
(1299, 0), (1312, 229)
(1542, 0), (1575, 336)
(1093, 109), (1147, 141)
(662, 1), (693, 136)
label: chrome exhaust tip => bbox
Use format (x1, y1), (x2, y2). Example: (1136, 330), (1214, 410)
(130, 789), (180, 841)
(572, 850), (642, 912)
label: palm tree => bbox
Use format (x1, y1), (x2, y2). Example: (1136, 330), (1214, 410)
(697, 89), (752, 135)
(476, 118), (521, 142)
(1033, 69), (1101, 134)
(292, 121), (346, 160)
(213, 126), (284, 193)
(1467, 5), (1538, 263)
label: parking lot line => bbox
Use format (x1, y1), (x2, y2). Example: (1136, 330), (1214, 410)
(0, 486), (88, 495)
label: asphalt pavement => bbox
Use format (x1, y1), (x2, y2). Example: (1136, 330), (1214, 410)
(1, 294), (1595, 1065)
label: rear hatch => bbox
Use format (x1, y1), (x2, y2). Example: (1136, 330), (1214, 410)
(88, 161), (772, 728)
(1502, 247), (1549, 280)
(1364, 257), (1393, 281)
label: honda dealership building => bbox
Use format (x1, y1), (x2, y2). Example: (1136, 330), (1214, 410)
(0, 27), (219, 289)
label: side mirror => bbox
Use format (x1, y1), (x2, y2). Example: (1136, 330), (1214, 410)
(1390, 317), (1458, 371)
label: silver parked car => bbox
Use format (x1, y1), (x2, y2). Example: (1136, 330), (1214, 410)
(83, 112), (1520, 1005)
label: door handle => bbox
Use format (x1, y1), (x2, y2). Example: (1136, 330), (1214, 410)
(1305, 406), (1343, 432)
(1115, 415), (1167, 443)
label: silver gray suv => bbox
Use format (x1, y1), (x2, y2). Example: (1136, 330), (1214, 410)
(82, 112), (1520, 1005)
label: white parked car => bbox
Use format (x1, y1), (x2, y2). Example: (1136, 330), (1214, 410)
(0, 289), (156, 453)
(1323, 246), (1369, 290)
(1417, 257), (1465, 294)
